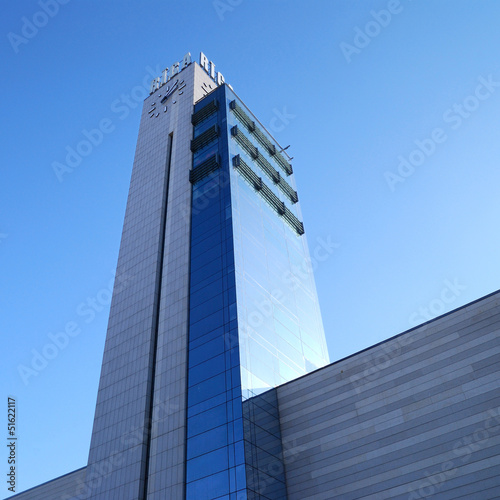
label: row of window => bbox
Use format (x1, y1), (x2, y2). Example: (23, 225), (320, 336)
(232, 155), (305, 236)
(192, 98), (219, 126)
(191, 124), (219, 152)
(229, 99), (292, 175)
(190, 153), (220, 184)
(231, 126), (298, 204)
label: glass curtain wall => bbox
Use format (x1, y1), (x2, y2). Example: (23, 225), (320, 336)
(185, 84), (329, 499)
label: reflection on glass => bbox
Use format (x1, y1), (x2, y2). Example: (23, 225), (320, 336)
(186, 84), (329, 500)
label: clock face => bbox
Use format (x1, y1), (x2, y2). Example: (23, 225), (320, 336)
(149, 79), (186, 118)
(200, 81), (214, 97)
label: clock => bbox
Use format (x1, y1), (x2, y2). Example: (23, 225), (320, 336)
(149, 79), (186, 118)
(200, 81), (214, 97)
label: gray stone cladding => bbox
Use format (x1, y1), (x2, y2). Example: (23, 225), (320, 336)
(84, 62), (219, 500)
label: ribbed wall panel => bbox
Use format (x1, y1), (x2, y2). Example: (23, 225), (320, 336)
(9, 467), (87, 500)
(278, 291), (500, 500)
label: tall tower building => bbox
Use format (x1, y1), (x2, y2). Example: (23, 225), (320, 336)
(11, 51), (500, 500)
(84, 52), (329, 500)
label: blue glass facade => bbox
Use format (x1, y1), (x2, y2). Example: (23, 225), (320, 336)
(228, 111), (329, 399)
(186, 92), (247, 499)
(186, 85), (329, 499)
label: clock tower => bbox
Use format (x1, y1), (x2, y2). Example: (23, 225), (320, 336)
(84, 55), (329, 500)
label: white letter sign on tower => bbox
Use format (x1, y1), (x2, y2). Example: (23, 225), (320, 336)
(149, 51), (231, 96)
(149, 52), (192, 94)
(199, 51), (231, 90)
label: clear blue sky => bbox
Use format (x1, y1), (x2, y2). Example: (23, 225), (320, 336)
(2, 0), (500, 494)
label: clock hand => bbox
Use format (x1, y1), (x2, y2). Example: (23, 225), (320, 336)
(161, 80), (179, 103)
